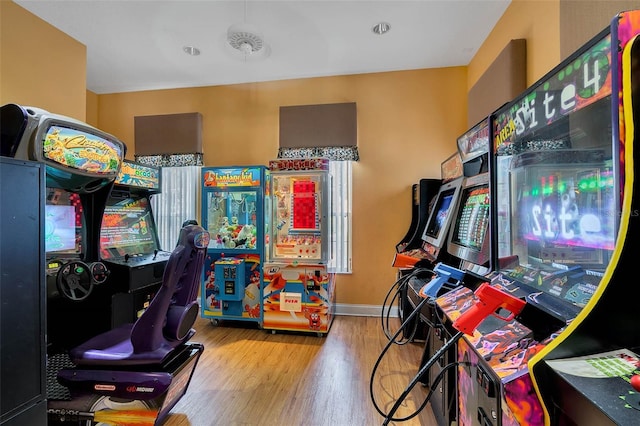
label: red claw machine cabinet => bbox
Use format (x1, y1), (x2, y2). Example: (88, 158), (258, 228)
(200, 166), (268, 326)
(263, 158), (336, 335)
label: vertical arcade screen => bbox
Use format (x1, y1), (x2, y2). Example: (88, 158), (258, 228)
(450, 183), (490, 252)
(100, 197), (159, 258)
(271, 173), (324, 260)
(424, 189), (455, 240)
(45, 188), (82, 254)
(421, 178), (463, 250)
(291, 179), (319, 232)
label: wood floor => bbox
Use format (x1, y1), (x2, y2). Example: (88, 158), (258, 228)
(162, 315), (437, 426)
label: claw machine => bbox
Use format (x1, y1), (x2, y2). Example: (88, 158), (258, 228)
(263, 158), (336, 335)
(200, 166), (268, 326)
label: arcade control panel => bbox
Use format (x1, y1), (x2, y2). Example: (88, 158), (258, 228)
(214, 257), (246, 302)
(544, 348), (640, 425)
(104, 250), (171, 292)
(45, 257), (110, 300)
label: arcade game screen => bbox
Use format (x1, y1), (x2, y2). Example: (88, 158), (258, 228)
(514, 166), (616, 257)
(422, 186), (458, 247)
(450, 182), (490, 252)
(494, 92), (618, 309)
(100, 197), (159, 259)
(45, 188), (82, 255)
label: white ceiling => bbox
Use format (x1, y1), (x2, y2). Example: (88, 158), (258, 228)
(15, 0), (511, 94)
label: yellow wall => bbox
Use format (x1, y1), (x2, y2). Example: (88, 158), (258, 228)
(468, 0), (561, 90)
(0, 1), (87, 120)
(97, 68), (468, 306)
(86, 90), (99, 127)
(2, 0), (575, 308)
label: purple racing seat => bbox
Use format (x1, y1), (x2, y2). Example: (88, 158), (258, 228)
(68, 225), (210, 366)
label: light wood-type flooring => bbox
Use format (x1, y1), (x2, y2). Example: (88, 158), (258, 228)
(162, 315), (437, 426)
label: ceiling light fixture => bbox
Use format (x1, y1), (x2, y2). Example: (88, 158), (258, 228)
(372, 22), (391, 35)
(183, 46), (201, 56)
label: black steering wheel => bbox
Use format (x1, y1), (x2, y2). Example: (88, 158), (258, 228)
(57, 260), (93, 301)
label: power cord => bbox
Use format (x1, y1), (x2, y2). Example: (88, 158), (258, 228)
(370, 297), (429, 418)
(380, 267), (434, 344)
(381, 331), (465, 425)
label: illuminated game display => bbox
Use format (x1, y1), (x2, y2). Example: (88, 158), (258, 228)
(45, 203), (78, 253)
(263, 158), (336, 335)
(447, 174), (491, 267)
(99, 160), (170, 327)
(451, 183), (489, 252)
(421, 177), (463, 254)
(101, 196), (158, 258)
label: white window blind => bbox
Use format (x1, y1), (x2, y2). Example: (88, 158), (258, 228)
(151, 166), (201, 251)
(328, 160), (352, 273)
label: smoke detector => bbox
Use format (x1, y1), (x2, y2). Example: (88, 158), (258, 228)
(227, 30), (264, 55)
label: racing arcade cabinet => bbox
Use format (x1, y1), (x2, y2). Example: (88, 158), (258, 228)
(100, 160), (170, 328)
(5, 105), (126, 355)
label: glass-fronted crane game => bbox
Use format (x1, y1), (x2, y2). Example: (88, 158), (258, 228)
(200, 166), (268, 326)
(263, 158), (336, 335)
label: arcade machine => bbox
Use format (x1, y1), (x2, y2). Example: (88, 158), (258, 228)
(100, 159), (170, 328)
(395, 152), (464, 269)
(434, 10), (639, 426)
(528, 10), (640, 426)
(372, 139), (489, 424)
(395, 178), (442, 254)
(4, 105), (126, 353)
(263, 158), (336, 335)
(396, 152), (466, 343)
(393, 178), (441, 341)
(200, 166), (268, 326)
(423, 117), (494, 426)
(399, 153), (465, 323)
(3, 104), (206, 425)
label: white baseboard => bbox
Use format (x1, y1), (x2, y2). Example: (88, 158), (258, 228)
(335, 303), (399, 317)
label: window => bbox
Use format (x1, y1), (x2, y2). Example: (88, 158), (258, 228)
(329, 160), (352, 273)
(151, 161), (352, 273)
(151, 166), (201, 251)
